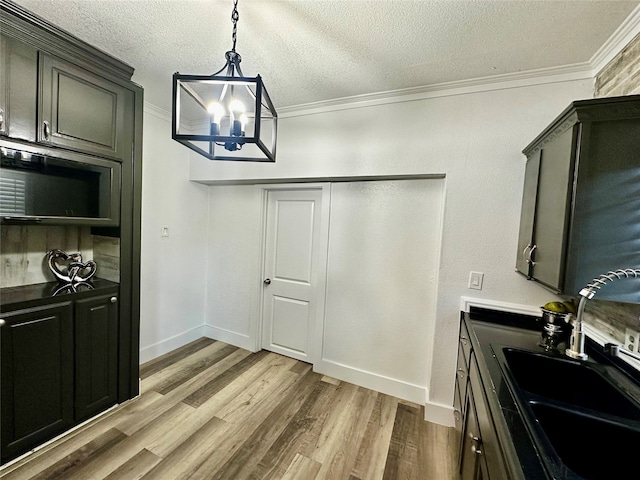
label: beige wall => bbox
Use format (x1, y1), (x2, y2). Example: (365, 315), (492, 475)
(595, 32), (640, 97)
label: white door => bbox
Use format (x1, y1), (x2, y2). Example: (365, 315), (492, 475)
(261, 189), (323, 362)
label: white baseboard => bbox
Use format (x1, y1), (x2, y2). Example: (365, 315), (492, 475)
(203, 324), (255, 351)
(139, 325), (206, 364)
(424, 399), (455, 427)
(314, 359), (426, 405)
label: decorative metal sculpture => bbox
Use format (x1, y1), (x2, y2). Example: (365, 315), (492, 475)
(51, 282), (95, 296)
(46, 249), (97, 284)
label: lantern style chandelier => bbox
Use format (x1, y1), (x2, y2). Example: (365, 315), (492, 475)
(172, 0), (277, 162)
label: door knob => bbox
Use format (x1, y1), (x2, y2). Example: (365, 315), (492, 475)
(263, 278), (271, 285)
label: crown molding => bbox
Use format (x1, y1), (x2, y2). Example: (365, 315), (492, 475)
(143, 102), (209, 134)
(144, 101), (171, 121)
(590, 3), (640, 76)
(279, 63), (593, 118)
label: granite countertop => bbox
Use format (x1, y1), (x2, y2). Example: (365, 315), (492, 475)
(0, 278), (119, 311)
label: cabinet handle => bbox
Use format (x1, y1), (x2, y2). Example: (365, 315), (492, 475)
(0, 319), (5, 327)
(528, 244), (537, 266)
(522, 244), (532, 261)
(43, 120), (51, 140)
(469, 432), (482, 455)
(110, 296), (117, 304)
(457, 368), (465, 379)
(0, 108), (5, 133)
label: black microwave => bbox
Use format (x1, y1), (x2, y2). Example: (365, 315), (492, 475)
(0, 141), (120, 226)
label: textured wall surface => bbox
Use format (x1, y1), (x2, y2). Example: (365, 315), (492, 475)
(595, 32), (640, 97)
(138, 108), (209, 362)
(322, 179), (443, 393)
(205, 185), (262, 350)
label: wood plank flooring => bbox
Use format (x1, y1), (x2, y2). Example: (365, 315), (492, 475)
(0, 339), (457, 480)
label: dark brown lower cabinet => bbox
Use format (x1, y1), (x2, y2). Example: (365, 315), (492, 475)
(455, 318), (510, 480)
(460, 388), (489, 480)
(74, 293), (119, 422)
(0, 302), (74, 463)
(1, 287), (119, 464)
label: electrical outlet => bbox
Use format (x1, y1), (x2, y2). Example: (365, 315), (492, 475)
(468, 271), (484, 290)
(625, 328), (640, 352)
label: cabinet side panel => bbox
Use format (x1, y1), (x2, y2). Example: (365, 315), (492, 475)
(567, 119), (640, 302)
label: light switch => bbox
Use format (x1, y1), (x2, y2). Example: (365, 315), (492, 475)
(468, 271), (484, 290)
(161, 225), (170, 237)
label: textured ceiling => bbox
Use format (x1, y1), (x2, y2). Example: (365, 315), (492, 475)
(12, 0), (640, 112)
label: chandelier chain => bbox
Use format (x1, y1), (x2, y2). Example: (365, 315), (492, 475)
(231, 0), (239, 52)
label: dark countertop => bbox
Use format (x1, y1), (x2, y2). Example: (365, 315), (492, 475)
(466, 306), (640, 480)
(1, 278), (119, 312)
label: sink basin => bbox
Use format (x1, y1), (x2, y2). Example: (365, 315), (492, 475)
(531, 402), (640, 480)
(496, 347), (640, 479)
(503, 348), (640, 420)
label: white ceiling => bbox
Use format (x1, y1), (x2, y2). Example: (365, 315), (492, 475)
(13, 0), (640, 112)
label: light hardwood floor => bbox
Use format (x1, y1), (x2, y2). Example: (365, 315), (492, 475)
(0, 338), (458, 480)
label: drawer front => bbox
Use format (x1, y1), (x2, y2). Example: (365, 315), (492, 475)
(456, 343), (469, 412)
(460, 318), (472, 362)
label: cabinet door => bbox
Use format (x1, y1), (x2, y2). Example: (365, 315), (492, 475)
(515, 150), (540, 277)
(0, 33), (38, 141)
(529, 125), (578, 292)
(0, 302), (74, 464)
(74, 293), (119, 422)
(455, 322), (472, 467)
(38, 53), (133, 160)
(460, 388), (489, 480)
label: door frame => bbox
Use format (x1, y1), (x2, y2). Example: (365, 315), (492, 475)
(253, 183), (331, 366)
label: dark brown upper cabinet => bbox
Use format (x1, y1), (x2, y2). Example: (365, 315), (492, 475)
(516, 95), (640, 302)
(0, 33), (38, 141)
(38, 53), (134, 161)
